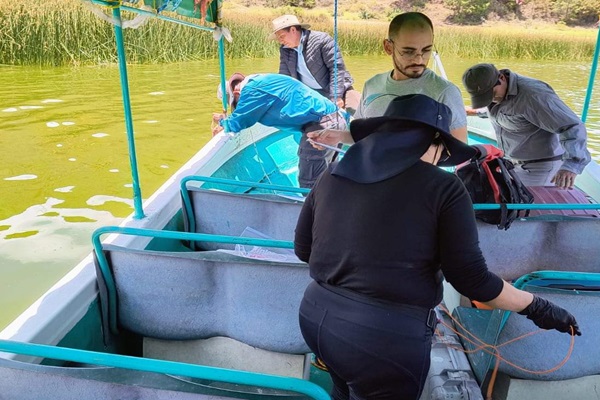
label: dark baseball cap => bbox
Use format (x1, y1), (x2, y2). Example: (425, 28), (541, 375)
(462, 63), (500, 109)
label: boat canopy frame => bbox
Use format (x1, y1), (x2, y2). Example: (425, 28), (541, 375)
(89, 0), (231, 219)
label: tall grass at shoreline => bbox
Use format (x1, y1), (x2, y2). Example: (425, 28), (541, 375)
(0, 0), (597, 66)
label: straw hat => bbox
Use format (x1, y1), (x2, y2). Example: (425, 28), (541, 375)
(268, 15), (310, 40)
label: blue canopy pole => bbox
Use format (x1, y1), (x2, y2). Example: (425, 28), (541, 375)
(333, 0), (339, 104)
(581, 26), (600, 123)
(113, 6), (145, 219)
(217, 35), (230, 132)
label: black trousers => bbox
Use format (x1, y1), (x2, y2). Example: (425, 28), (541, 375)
(299, 281), (436, 400)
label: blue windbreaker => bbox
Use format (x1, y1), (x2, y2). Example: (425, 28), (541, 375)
(222, 74), (337, 133)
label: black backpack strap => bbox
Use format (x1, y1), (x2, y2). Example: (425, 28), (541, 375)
(499, 203), (510, 230)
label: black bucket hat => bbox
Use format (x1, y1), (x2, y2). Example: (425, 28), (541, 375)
(333, 94), (477, 183)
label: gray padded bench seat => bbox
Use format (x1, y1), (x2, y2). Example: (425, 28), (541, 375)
(476, 218), (600, 281)
(496, 287), (600, 380)
(183, 189), (304, 250)
(454, 287), (600, 382)
(102, 244), (311, 354)
(455, 218), (600, 384)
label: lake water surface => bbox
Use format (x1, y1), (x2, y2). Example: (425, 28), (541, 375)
(1, 55), (599, 329)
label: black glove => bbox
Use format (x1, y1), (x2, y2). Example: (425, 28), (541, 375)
(518, 295), (581, 335)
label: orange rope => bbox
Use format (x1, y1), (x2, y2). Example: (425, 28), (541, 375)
(437, 304), (577, 397)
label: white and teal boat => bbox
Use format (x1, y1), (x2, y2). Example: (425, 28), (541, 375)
(1, 1), (600, 399)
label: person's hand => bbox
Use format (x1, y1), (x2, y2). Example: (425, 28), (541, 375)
(212, 112), (226, 124)
(551, 169), (576, 190)
(465, 106), (479, 116)
(336, 98), (345, 109)
(211, 112), (226, 136)
(212, 124), (224, 136)
(307, 128), (353, 149)
(518, 295), (581, 335)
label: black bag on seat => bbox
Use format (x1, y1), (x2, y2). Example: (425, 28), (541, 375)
(456, 144), (534, 230)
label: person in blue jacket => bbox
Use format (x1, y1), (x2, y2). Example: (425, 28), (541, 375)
(213, 72), (347, 188)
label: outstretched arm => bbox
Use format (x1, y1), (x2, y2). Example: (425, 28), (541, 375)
(482, 281), (581, 335)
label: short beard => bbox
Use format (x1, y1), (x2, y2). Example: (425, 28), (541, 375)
(393, 55), (426, 79)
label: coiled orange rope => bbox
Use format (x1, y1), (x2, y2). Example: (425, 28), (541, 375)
(437, 304), (576, 400)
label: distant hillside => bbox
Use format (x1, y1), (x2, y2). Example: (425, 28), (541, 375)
(227, 0), (600, 27)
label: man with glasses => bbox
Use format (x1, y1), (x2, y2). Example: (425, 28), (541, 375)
(462, 63), (591, 189)
(354, 12), (468, 143)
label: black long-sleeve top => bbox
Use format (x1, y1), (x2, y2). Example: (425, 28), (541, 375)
(294, 161), (504, 309)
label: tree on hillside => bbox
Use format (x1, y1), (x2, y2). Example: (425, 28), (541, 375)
(445, 0), (599, 25)
(445, 0), (491, 23)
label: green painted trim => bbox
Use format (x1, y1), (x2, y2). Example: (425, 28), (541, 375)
(42, 300), (107, 366)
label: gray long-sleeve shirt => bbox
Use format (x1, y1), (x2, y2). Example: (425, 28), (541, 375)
(488, 70), (591, 174)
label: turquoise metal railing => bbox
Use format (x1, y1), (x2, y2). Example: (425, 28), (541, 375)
(218, 36), (229, 119)
(92, 226), (295, 335)
(180, 176), (309, 234)
(112, 5), (145, 219)
(513, 270), (600, 290)
(0, 339), (330, 399)
(497, 270), (600, 334)
(472, 203), (600, 211)
(581, 25), (600, 122)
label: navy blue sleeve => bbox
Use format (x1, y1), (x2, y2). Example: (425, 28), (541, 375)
(294, 191), (315, 263)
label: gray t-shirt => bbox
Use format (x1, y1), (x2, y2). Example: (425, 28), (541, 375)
(355, 69), (467, 132)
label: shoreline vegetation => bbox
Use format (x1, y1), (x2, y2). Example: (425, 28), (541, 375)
(0, 0), (598, 66)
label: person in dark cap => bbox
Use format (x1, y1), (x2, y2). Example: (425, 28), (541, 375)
(212, 72), (347, 188)
(294, 94), (580, 400)
(462, 63), (590, 189)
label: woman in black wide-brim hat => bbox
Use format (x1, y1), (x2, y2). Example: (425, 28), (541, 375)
(294, 94), (580, 399)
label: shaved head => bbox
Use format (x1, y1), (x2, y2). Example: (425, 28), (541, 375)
(388, 12), (433, 39)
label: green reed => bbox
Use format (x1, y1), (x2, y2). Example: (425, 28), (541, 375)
(0, 0), (596, 66)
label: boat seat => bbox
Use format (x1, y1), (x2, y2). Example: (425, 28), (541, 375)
(476, 218), (600, 281)
(525, 186), (600, 219)
(97, 244), (311, 354)
(496, 286), (600, 380)
(454, 285), (600, 382)
(454, 218), (600, 384)
(181, 188), (304, 250)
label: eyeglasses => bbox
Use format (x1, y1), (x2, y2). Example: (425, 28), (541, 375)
(387, 39), (433, 60)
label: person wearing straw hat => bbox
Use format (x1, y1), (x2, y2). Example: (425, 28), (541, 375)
(294, 94), (580, 400)
(213, 72), (348, 188)
(269, 14), (358, 113)
(462, 63), (591, 189)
